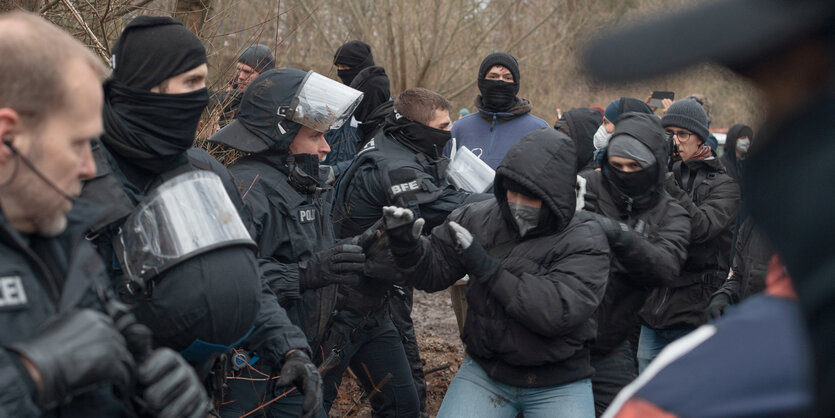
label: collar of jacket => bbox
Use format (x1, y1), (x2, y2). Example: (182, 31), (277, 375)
(475, 96), (533, 120)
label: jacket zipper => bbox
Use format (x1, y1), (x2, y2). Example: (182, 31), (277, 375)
(487, 114), (498, 159)
(654, 287), (670, 316)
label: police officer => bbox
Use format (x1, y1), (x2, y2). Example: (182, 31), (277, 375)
(79, 16), (318, 409)
(0, 12), (208, 417)
(330, 87), (487, 416)
(209, 68), (366, 417)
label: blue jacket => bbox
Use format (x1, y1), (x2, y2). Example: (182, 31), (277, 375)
(446, 98), (548, 169)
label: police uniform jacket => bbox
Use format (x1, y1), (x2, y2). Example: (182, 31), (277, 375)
(0, 201), (132, 417)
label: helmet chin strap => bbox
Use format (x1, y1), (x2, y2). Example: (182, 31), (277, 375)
(3, 139), (75, 203)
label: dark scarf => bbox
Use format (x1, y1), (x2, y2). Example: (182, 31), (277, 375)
(601, 163), (659, 213)
(477, 79), (520, 113)
(101, 80), (208, 174)
(383, 111), (450, 158)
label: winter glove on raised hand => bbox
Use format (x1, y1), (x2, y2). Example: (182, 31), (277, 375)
(663, 171), (686, 200)
(8, 309), (135, 409)
(276, 350), (322, 418)
(382, 206), (425, 266)
(448, 221), (499, 281)
(137, 348), (211, 418)
(299, 244), (365, 290)
(706, 292), (733, 320)
(590, 213), (634, 251)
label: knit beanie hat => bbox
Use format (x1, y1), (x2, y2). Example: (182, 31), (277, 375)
(604, 97), (654, 124)
(608, 134), (656, 168)
(478, 52), (520, 82)
(604, 99), (621, 123)
(662, 98), (710, 143)
(111, 16), (207, 90)
(238, 44), (275, 74)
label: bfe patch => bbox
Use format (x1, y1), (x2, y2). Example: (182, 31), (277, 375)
(0, 276), (28, 309)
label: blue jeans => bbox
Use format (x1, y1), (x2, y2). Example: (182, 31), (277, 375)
(437, 357), (595, 418)
(637, 325), (694, 373)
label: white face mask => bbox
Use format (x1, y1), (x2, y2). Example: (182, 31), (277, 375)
(593, 125), (613, 150)
(736, 137), (751, 155)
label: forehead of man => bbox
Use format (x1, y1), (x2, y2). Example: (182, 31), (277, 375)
(49, 59), (103, 138)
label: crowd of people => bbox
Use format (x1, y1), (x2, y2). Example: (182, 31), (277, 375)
(1, 0), (833, 417)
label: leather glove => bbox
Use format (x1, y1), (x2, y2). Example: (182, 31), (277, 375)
(276, 350), (322, 418)
(449, 221), (498, 280)
(299, 244), (365, 290)
(590, 213), (633, 251)
(663, 172), (685, 199)
(8, 309), (135, 409)
(706, 292), (732, 320)
(137, 348), (211, 418)
(382, 206), (425, 256)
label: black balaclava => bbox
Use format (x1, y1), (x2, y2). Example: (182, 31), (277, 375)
(476, 52), (521, 113)
(602, 134), (658, 198)
(383, 109), (451, 158)
(333, 40), (374, 85)
(350, 66), (391, 123)
(102, 16), (208, 175)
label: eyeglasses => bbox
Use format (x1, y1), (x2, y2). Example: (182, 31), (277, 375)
(665, 130), (693, 141)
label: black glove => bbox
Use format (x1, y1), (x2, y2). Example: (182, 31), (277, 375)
(663, 171), (685, 199)
(299, 244), (365, 290)
(276, 350), (322, 418)
(706, 292), (732, 320)
(137, 348), (211, 418)
(591, 213), (633, 251)
(8, 309), (135, 408)
(448, 221), (499, 281)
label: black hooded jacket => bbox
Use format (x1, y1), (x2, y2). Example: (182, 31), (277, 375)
(582, 113), (691, 355)
(719, 123), (753, 182)
(640, 144), (740, 329)
(395, 127), (610, 388)
(555, 107), (602, 175)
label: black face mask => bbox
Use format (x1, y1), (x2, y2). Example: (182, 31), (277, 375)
(337, 68), (361, 86)
(286, 153), (323, 194)
(102, 80), (208, 173)
(384, 112), (451, 158)
(477, 79), (519, 113)
(602, 162), (658, 198)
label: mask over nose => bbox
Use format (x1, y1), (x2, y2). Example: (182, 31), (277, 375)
(736, 137), (751, 158)
(507, 201), (540, 237)
(593, 125), (613, 150)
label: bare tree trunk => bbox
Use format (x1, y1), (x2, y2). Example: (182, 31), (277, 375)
(0, 0), (39, 12)
(174, 0), (211, 35)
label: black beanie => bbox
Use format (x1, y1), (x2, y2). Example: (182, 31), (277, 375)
(478, 52), (520, 83)
(661, 98), (710, 143)
(111, 16), (207, 91)
(238, 44), (275, 74)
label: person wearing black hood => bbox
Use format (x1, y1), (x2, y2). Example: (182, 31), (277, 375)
(380, 127), (610, 417)
(210, 68), (366, 417)
(330, 87), (487, 416)
(446, 52), (549, 170)
(636, 98), (740, 371)
(554, 107), (603, 176)
(79, 16), (316, 410)
(323, 40), (376, 178)
(719, 123), (754, 182)
(580, 113), (690, 415)
(350, 65), (394, 148)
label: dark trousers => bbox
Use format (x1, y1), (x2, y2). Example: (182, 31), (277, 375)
(322, 309), (420, 417)
(388, 285), (429, 417)
(218, 364), (327, 418)
(590, 340), (638, 417)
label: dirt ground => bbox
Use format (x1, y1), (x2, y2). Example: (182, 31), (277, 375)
(329, 289), (465, 417)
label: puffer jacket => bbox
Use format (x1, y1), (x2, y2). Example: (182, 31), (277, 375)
(583, 113), (691, 355)
(399, 127), (610, 388)
(446, 97), (549, 169)
(640, 155), (740, 329)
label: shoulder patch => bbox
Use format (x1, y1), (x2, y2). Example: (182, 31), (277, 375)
(0, 276), (28, 309)
(357, 139), (377, 156)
